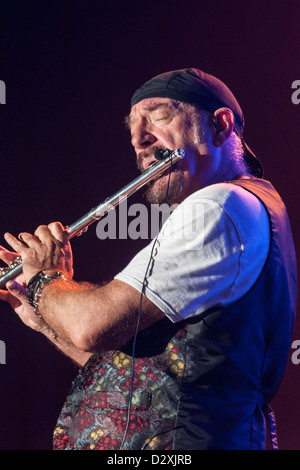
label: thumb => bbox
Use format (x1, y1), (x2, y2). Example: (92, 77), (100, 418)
(6, 280), (27, 301)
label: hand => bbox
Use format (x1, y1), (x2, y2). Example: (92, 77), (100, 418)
(3, 221), (74, 285)
(0, 245), (48, 332)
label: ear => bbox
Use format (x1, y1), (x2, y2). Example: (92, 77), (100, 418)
(212, 107), (235, 147)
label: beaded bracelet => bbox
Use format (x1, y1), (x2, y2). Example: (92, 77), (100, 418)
(26, 270), (66, 318)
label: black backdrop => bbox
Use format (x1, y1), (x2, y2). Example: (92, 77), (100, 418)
(0, 0), (299, 450)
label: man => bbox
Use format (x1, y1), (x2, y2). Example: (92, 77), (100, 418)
(0, 69), (297, 450)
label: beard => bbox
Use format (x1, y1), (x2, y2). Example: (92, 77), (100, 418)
(136, 149), (186, 205)
(143, 167), (185, 205)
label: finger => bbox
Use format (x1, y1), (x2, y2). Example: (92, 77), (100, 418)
(34, 224), (59, 244)
(0, 245), (19, 264)
(4, 233), (27, 254)
(17, 232), (42, 250)
(0, 289), (10, 303)
(0, 280), (26, 310)
(48, 222), (69, 244)
(33, 225), (48, 239)
(6, 280), (27, 301)
(4, 280), (28, 311)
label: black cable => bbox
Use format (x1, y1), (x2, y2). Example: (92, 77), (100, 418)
(120, 156), (173, 450)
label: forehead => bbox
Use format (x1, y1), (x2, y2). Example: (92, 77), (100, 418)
(129, 97), (179, 121)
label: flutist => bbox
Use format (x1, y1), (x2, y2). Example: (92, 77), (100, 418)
(0, 68), (297, 450)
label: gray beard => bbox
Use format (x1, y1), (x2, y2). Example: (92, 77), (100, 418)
(136, 148), (185, 205)
(143, 169), (185, 205)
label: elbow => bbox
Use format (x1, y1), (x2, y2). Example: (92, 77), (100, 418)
(69, 322), (101, 353)
(69, 321), (125, 354)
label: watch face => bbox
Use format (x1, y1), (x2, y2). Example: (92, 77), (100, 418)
(42, 270), (65, 280)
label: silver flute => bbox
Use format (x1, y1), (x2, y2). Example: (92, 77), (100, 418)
(0, 148), (185, 288)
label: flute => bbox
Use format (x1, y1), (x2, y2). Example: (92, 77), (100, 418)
(0, 148), (185, 288)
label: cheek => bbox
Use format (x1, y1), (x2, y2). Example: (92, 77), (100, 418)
(179, 143), (199, 179)
(187, 158), (197, 178)
(158, 132), (177, 149)
(157, 124), (183, 148)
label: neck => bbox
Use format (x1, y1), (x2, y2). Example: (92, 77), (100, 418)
(197, 155), (252, 190)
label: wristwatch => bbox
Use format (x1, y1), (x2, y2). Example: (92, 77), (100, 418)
(26, 270), (66, 318)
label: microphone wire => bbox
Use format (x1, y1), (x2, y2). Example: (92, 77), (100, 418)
(120, 153), (173, 450)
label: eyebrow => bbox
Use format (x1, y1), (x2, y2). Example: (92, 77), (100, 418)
(124, 102), (176, 130)
(142, 102), (170, 112)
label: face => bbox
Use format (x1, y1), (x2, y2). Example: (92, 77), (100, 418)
(127, 98), (211, 205)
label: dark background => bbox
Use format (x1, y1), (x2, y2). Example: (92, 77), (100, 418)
(0, 0), (299, 450)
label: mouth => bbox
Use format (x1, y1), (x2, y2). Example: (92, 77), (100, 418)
(140, 159), (159, 175)
(137, 148), (181, 181)
(137, 148), (165, 174)
(147, 160), (158, 170)
(146, 163), (180, 185)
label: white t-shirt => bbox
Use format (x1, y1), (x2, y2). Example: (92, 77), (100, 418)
(115, 182), (270, 323)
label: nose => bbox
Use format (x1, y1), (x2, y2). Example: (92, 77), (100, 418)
(131, 120), (156, 150)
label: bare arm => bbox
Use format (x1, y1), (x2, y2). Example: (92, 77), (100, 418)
(36, 322), (92, 367)
(0, 274), (91, 367)
(3, 223), (165, 355)
(39, 277), (165, 353)
(0, 241), (88, 366)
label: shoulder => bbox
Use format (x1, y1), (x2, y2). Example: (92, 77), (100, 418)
(186, 180), (264, 208)
(175, 181), (270, 256)
(183, 180), (269, 227)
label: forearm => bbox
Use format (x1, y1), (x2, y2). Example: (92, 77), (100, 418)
(38, 278), (165, 355)
(38, 278), (99, 350)
(0, 270), (92, 367)
(41, 326), (92, 367)
(2, 226), (165, 357)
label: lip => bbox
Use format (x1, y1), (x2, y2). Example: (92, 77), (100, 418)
(138, 148), (179, 175)
(145, 160), (158, 171)
(146, 161), (179, 182)
(139, 158), (158, 174)
(140, 161), (162, 183)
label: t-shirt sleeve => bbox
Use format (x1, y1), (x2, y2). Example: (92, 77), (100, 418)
(114, 183), (270, 323)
